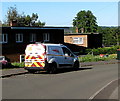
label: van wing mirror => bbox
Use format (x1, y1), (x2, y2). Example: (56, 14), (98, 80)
(65, 53), (69, 56)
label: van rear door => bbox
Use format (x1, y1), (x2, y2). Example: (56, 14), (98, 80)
(25, 44), (45, 68)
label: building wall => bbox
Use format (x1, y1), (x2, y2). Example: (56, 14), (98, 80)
(64, 34), (102, 48)
(64, 35), (88, 47)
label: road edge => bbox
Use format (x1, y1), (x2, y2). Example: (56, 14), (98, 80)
(88, 79), (119, 100)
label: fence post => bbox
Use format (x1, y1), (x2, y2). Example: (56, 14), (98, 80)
(20, 54), (25, 63)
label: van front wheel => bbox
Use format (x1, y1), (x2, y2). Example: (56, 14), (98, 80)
(73, 61), (79, 70)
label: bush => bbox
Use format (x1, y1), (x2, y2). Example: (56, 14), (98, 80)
(85, 45), (120, 55)
(11, 62), (25, 68)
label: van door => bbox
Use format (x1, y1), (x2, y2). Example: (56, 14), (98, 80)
(61, 47), (74, 67)
(25, 44), (45, 68)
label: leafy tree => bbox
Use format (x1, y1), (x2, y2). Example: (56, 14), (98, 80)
(3, 6), (45, 27)
(115, 27), (120, 46)
(73, 10), (98, 33)
(98, 26), (120, 47)
(5, 6), (18, 26)
(35, 20), (45, 27)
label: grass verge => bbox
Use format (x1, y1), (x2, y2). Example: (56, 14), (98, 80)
(79, 54), (117, 62)
(11, 62), (25, 68)
(4, 54), (117, 69)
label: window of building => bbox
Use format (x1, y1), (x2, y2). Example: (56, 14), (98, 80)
(43, 33), (50, 42)
(30, 33), (36, 42)
(73, 37), (83, 44)
(16, 33), (23, 43)
(0, 33), (8, 43)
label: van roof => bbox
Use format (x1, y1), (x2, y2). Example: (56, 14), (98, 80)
(34, 42), (65, 47)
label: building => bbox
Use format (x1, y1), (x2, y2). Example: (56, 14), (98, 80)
(1, 26), (64, 62)
(64, 33), (102, 48)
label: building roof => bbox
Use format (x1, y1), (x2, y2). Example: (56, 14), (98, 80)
(1, 26), (65, 30)
(64, 33), (99, 35)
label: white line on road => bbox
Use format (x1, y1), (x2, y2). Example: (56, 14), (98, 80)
(88, 79), (118, 101)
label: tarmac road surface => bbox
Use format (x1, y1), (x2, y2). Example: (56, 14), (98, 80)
(2, 63), (119, 100)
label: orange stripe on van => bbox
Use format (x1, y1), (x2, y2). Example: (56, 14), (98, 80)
(31, 63), (36, 67)
(37, 55), (42, 59)
(25, 55), (30, 59)
(25, 55), (45, 67)
(31, 56), (36, 59)
(36, 62), (43, 67)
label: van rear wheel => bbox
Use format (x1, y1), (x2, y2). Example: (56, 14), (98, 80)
(28, 70), (36, 73)
(48, 63), (57, 74)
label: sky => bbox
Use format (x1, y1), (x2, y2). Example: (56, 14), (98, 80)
(1, 1), (119, 27)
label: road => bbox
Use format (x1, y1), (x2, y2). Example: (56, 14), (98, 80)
(2, 63), (118, 99)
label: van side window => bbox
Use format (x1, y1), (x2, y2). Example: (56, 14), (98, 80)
(48, 46), (62, 55)
(62, 47), (74, 57)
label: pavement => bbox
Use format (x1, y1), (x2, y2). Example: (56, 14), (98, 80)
(0, 59), (120, 100)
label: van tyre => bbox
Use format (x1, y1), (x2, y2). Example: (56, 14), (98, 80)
(73, 61), (79, 70)
(28, 70), (36, 73)
(49, 63), (57, 74)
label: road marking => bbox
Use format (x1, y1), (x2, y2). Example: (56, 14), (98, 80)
(88, 79), (118, 101)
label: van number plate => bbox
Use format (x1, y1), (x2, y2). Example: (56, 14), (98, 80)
(25, 62), (32, 64)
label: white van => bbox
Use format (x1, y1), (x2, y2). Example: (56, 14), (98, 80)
(24, 43), (79, 73)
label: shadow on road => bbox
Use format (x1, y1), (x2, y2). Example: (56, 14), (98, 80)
(33, 67), (93, 74)
(57, 67), (93, 74)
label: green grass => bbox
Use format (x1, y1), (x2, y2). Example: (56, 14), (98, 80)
(11, 62), (25, 67)
(79, 54), (117, 62)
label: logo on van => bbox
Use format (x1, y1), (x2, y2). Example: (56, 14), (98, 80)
(52, 49), (59, 53)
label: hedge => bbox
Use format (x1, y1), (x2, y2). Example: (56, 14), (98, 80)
(79, 54), (117, 62)
(85, 45), (120, 55)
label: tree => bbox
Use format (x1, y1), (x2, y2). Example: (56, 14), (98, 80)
(73, 10), (98, 33)
(115, 27), (120, 46)
(98, 26), (120, 47)
(4, 6), (45, 27)
(35, 20), (45, 27)
(5, 6), (18, 26)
